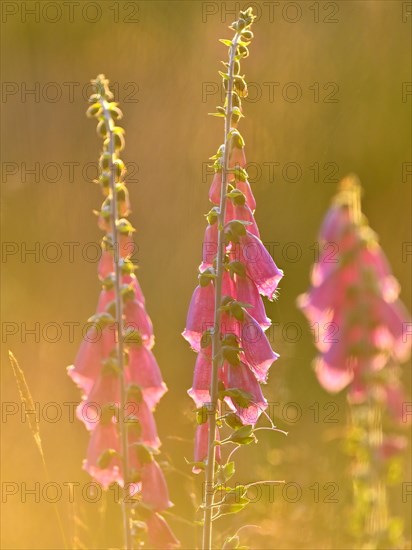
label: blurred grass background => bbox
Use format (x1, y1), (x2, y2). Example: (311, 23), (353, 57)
(1, 1), (411, 548)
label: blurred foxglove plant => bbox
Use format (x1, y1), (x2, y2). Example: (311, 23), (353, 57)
(182, 10), (285, 550)
(298, 175), (411, 548)
(68, 75), (179, 550)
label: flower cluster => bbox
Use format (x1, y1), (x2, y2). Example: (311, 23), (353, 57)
(299, 175), (411, 546)
(182, 10), (284, 547)
(68, 75), (178, 549)
(183, 9), (283, 465)
(298, 175), (410, 407)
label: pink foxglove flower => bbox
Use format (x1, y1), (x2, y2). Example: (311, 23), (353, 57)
(68, 75), (178, 549)
(146, 513), (180, 549)
(182, 10), (284, 549)
(298, 176), (411, 394)
(299, 175), (411, 546)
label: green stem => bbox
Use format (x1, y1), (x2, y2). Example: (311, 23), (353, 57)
(101, 97), (133, 550)
(202, 32), (240, 550)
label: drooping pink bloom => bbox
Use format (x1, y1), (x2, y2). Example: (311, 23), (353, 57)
(146, 512), (180, 549)
(221, 361), (267, 424)
(193, 421), (221, 473)
(236, 180), (256, 211)
(201, 223), (218, 271)
(188, 352), (212, 408)
(229, 146), (247, 169)
(83, 416), (122, 489)
(234, 273), (271, 329)
(209, 171), (235, 205)
(67, 327), (116, 395)
(76, 366), (120, 430)
(126, 395), (161, 450)
(124, 299), (154, 349)
(231, 231), (284, 299)
(127, 344), (168, 410)
(140, 459), (173, 511)
(182, 283), (215, 351)
(225, 201), (260, 237)
(232, 310), (279, 382)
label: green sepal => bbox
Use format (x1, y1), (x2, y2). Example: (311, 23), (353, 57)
(225, 413), (243, 429)
(196, 405), (209, 425)
(205, 206), (219, 225)
(87, 311), (115, 328)
(226, 188), (246, 206)
(97, 448), (118, 469)
(227, 260), (246, 278)
(199, 268), (216, 287)
(116, 218), (135, 234)
(228, 424), (255, 444)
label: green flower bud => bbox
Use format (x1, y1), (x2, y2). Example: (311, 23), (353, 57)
(242, 30), (254, 40)
(99, 152), (112, 170)
(86, 103), (102, 118)
(96, 119), (108, 137)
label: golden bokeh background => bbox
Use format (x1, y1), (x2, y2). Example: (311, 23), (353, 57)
(1, 1), (411, 548)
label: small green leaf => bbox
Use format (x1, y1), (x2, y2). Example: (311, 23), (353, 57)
(225, 413), (243, 429)
(218, 70), (230, 80)
(224, 389), (253, 409)
(219, 39), (233, 47)
(199, 269), (216, 287)
(229, 425), (255, 444)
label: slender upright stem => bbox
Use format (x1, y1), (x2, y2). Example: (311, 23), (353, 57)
(202, 32), (240, 550)
(101, 98), (133, 550)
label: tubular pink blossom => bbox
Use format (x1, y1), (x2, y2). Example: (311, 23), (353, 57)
(83, 418), (122, 489)
(188, 352), (212, 407)
(124, 300), (154, 348)
(182, 283), (215, 352)
(141, 459), (173, 511)
(229, 146), (247, 169)
(225, 200), (259, 237)
(67, 328), (116, 395)
(127, 394), (161, 450)
(209, 171), (222, 205)
(221, 361), (267, 424)
(76, 369), (120, 430)
(201, 223), (218, 271)
(233, 231), (283, 299)
(146, 512), (181, 549)
(238, 311), (279, 382)
(127, 344), (167, 410)
(236, 180), (256, 211)
(209, 171), (256, 212)
(193, 421), (221, 473)
(318, 204), (351, 243)
(234, 273), (271, 329)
